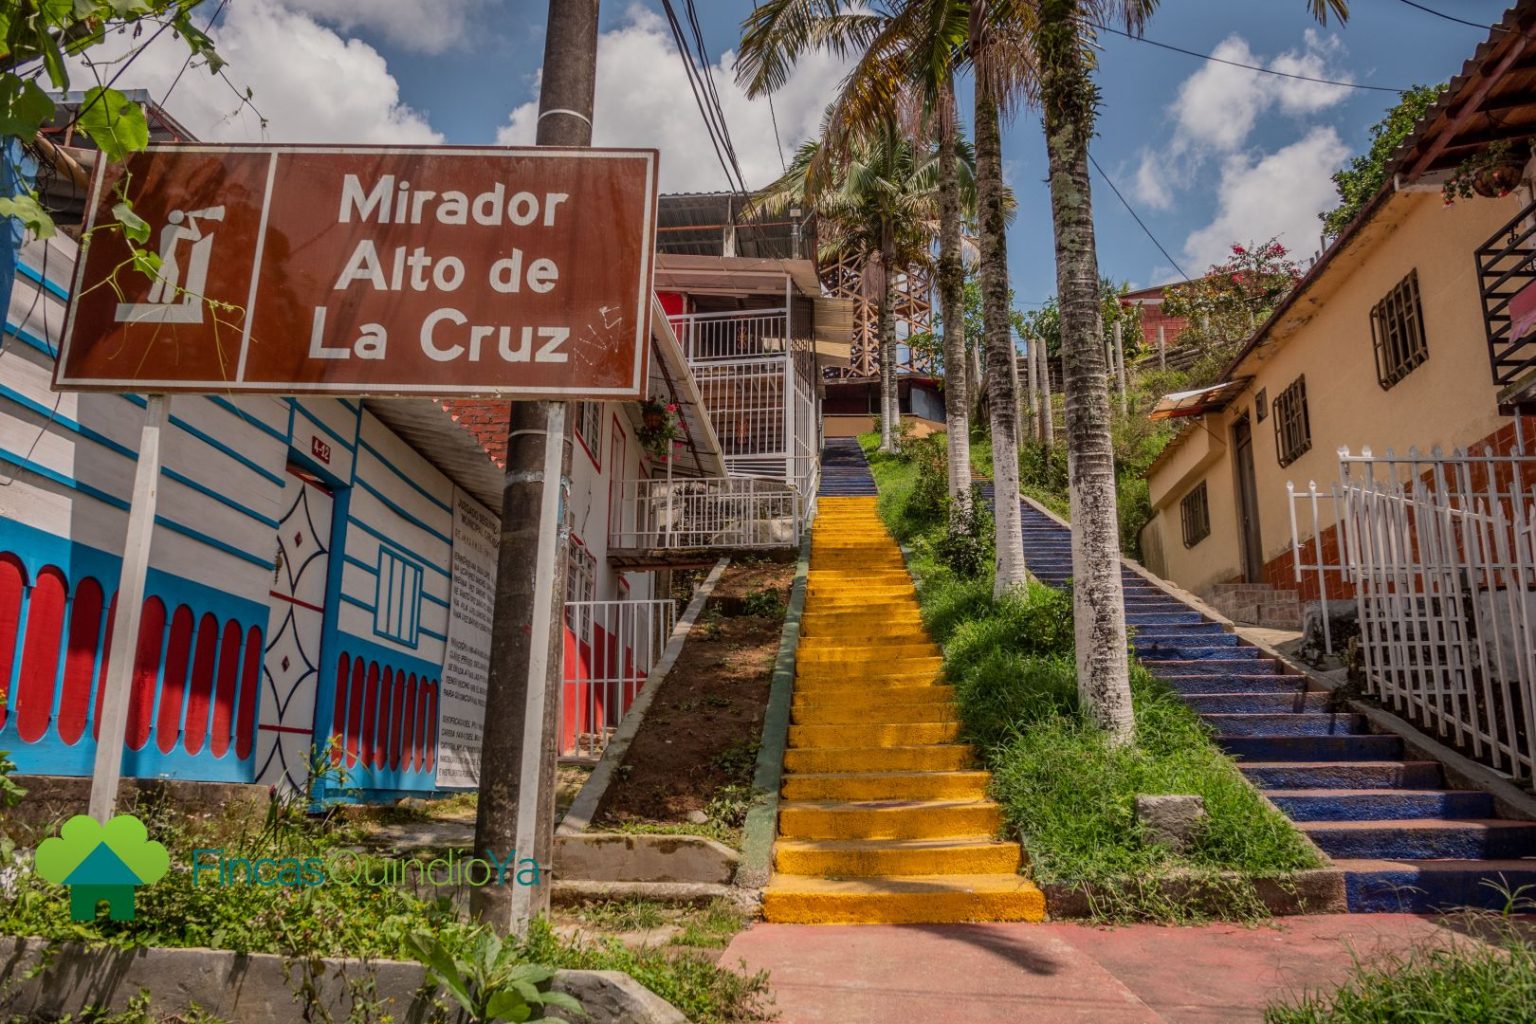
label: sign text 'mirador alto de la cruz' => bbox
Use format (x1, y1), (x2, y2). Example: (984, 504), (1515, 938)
(54, 145), (659, 398)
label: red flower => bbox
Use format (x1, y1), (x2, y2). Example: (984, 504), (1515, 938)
(665, 403), (678, 413)
(1232, 244), (1247, 256)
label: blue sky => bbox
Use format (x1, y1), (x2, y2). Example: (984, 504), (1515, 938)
(99, 0), (1513, 307)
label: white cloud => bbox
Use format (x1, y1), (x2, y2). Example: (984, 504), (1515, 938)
(70, 1), (441, 144)
(1182, 126), (1349, 268)
(498, 5), (852, 192)
(1130, 31), (1352, 210)
(279, 0), (483, 55)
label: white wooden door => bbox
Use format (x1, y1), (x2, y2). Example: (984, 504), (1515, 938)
(255, 466), (334, 792)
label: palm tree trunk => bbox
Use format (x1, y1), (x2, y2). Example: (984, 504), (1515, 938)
(1039, 0), (1133, 745)
(975, 87), (1027, 597)
(936, 91), (971, 499)
(878, 245), (899, 452)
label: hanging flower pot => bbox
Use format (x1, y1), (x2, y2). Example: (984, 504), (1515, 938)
(637, 399), (683, 459)
(1444, 140), (1530, 203)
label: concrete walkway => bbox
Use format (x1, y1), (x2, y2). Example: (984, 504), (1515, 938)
(726, 913), (1466, 1023)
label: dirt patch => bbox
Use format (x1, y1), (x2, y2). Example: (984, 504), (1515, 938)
(592, 559), (795, 847)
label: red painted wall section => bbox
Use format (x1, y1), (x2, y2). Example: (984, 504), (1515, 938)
(156, 606), (196, 755)
(183, 613), (220, 756)
(235, 624), (263, 760)
(0, 555), (25, 732)
(211, 621), (243, 759)
(59, 578), (104, 746)
(16, 566), (67, 743)
(125, 597), (167, 752)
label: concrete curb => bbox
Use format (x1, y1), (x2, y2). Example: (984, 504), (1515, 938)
(560, 559), (731, 836)
(0, 937), (690, 1024)
(552, 880), (736, 907)
(736, 530), (811, 891)
(1042, 867), (1346, 919)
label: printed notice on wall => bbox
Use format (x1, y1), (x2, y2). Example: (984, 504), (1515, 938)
(436, 488), (499, 788)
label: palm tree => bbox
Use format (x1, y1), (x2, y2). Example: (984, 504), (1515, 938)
(969, 8), (1034, 596)
(754, 126), (952, 452)
(740, 0), (976, 471)
(1008, 0), (1348, 743)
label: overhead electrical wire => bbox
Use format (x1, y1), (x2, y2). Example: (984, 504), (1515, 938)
(1087, 150), (1191, 283)
(1095, 22), (1408, 93)
(1394, 0), (1505, 33)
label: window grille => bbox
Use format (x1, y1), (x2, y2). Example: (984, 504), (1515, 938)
(1273, 375), (1312, 467)
(1180, 482), (1211, 548)
(1370, 270), (1429, 389)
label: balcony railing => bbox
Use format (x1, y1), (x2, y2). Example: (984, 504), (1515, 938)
(1475, 198), (1536, 400)
(610, 476), (808, 551)
(669, 308), (789, 362)
(562, 598), (676, 760)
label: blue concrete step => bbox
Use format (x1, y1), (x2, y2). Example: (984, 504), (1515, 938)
(1219, 734), (1405, 761)
(1268, 789), (1495, 822)
(1204, 712), (1368, 737)
(1340, 860), (1536, 913)
(1182, 691), (1333, 714)
(1240, 760), (1446, 790)
(1125, 612), (1210, 627)
(1153, 674), (1310, 695)
(1302, 819), (1536, 860)
(1145, 646), (1265, 663)
(1150, 659), (1284, 676)
(1131, 624), (1231, 639)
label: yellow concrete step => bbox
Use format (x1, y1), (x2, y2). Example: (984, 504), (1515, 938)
(792, 684), (956, 709)
(791, 701), (957, 726)
(797, 646), (942, 664)
(781, 769), (990, 802)
(783, 743), (974, 774)
(761, 874), (1046, 925)
(773, 836), (1021, 877)
(795, 668), (945, 688)
(788, 719), (961, 749)
(797, 642), (942, 662)
(778, 799), (1001, 840)
(795, 667), (945, 687)
(796, 656), (943, 679)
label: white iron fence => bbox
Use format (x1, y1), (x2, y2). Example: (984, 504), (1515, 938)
(670, 309), (788, 362)
(1289, 435), (1536, 779)
(610, 475), (808, 551)
(561, 598), (676, 760)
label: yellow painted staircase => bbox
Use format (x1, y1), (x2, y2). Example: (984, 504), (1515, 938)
(761, 496), (1046, 924)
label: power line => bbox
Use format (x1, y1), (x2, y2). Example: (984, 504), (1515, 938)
(1394, 0), (1504, 32)
(749, 0), (788, 173)
(1097, 22), (1407, 93)
(161, 0), (232, 109)
(1087, 150), (1190, 282)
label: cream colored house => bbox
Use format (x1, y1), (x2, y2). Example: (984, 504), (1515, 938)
(1140, 14), (1536, 617)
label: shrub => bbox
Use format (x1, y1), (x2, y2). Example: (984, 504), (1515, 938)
(917, 572), (995, 643)
(931, 487), (994, 579)
(953, 652), (1078, 750)
(943, 584), (1074, 678)
(899, 433), (949, 527)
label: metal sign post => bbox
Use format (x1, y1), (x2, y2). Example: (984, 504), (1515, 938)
(87, 393), (169, 823)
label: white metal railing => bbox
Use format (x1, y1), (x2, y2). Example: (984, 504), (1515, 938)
(670, 308), (789, 362)
(1289, 433), (1536, 780)
(610, 476), (807, 550)
(561, 598), (676, 759)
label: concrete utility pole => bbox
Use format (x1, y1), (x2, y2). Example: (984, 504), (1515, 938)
(472, 0), (597, 936)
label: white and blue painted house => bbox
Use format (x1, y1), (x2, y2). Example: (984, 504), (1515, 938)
(0, 225), (726, 803)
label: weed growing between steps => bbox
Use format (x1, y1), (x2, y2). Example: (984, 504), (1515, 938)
(863, 435), (1322, 922)
(1264, 904), (1536, 1023)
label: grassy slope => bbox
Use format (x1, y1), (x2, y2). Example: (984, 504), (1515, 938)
(861, 434), (1320, 919)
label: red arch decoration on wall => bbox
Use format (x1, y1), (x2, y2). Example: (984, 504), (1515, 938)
(58, 577), (105, 746)
(183, 612), (220, 755)
(210, 620), (243, 758)
(125, 597), (167, 752)
(0, 555), (25, 733)
(16, 566), (67, 744)
(235, 624), (263, 760)
(156, 605), (195, 755)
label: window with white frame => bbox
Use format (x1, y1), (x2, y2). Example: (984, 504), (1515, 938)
(573, 401), (603, 465)
(565, 541), (596, 636)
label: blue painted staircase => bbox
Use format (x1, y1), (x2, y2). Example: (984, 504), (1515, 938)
(819, 438), (879, 496)
(1002, 491), (1536, 913)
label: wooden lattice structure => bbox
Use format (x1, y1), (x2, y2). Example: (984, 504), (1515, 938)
(820, 252), (934, 380)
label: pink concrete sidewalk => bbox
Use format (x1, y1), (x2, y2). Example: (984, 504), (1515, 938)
(724, 913), (1464, 1023)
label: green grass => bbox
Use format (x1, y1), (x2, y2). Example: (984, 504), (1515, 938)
(861, 432), (1322, 921)
(1264, 912), (1536, 1023)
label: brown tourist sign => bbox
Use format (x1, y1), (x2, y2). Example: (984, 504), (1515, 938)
(54, 144), (658, 398)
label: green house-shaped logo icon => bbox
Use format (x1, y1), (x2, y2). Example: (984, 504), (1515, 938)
(34, 814), (169, 921)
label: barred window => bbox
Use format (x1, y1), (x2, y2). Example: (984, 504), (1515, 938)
(1180, 482), (1211, 548)
(1273, 375), (1312, 467)
(573, 401), (603, 466)
(1370, 270), (1429, 389)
